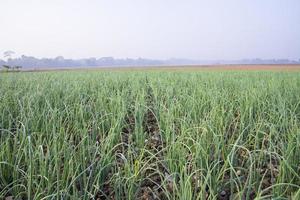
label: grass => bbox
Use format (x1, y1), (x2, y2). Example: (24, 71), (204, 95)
(0, 70), (300, 199)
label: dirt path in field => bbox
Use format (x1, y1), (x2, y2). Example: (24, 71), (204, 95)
(97, 108), (136, 200)
(137, 82), (174, 200)
(98, 83), (174, 200)
(18, 64), (300, 73)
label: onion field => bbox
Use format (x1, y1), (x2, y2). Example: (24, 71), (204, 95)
(1, 71), (300, 200)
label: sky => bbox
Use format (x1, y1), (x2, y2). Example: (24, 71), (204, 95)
(0, 0), (299, 60)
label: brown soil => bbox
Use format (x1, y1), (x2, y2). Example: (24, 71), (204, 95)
(137, 85), (172, 200)
(97, 110), (136, 200)
(18, 64), (300, 73)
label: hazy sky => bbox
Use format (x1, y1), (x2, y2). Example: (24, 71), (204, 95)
(0, 0), (299, 60)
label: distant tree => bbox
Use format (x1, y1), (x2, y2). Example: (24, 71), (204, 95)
(2, 65), (11, 72)
(1, 65), (22, 72)
(3, 51), (15, 60)
(13, 66), (22, 71)
(2, 65), (11, 69)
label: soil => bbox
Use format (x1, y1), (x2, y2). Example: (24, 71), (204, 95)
(137, 84), (172, 200)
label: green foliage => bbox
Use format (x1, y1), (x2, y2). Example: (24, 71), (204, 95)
(0, 71), (300, 199)
(2, 65), (11, 69)
(1, 65), (22, 72)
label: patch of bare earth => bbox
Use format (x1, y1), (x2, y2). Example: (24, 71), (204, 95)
(96, 109), (135, 200)
(137, 85), (173, 200)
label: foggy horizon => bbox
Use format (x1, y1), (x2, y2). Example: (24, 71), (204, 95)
(1, 53), (300, 62)
(1, 0), (300, 60)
